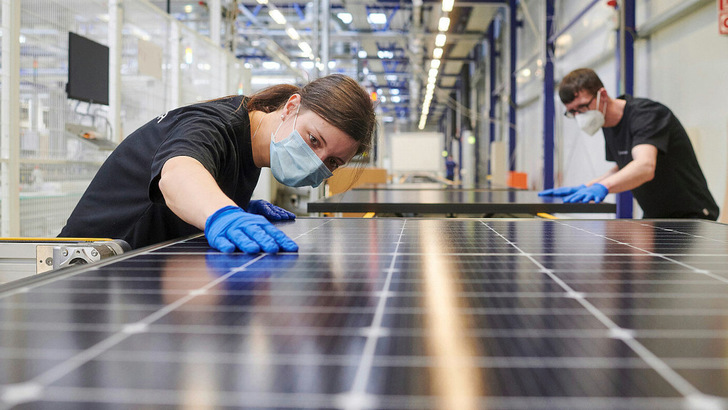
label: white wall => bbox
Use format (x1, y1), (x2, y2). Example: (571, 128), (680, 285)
(389, 132), (444, 174)
(637, 2), (728, 215)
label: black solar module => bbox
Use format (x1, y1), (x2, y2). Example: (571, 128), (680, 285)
(307, 190), (616, 215)
(1, 218), (727, 409)
(352, 183), (517, 191)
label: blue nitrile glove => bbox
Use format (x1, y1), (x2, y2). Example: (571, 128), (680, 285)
(563, 183), (609, 203)
(538, 184), (586, 197)
(246, 199), (296, 221)
(205, 205), (299, 254)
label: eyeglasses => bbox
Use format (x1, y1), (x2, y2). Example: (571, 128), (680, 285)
(563, 94), (596, 118)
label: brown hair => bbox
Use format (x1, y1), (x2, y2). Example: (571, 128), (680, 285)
(558, 68), (604, 104)
(247, 74), (376, 156)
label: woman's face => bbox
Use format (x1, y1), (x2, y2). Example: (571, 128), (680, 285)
(276, 108), (360, 172)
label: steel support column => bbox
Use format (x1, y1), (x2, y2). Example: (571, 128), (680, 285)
(210, 0), (221, 46)
(616, 0), (635, 218)
(109, 0), (123, 143)
(488, 23), (496, 175)
(1, 0), (21, 236)
(508, 0), (517, 171)
(321, 0), (330, 76)
(543, 0), (555, 190)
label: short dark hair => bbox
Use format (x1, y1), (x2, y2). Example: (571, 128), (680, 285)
(558, 68), (604, 104)
(247, 74), (376, 156)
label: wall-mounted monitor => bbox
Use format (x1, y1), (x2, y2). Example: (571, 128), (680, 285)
(67, 32), (109, 105)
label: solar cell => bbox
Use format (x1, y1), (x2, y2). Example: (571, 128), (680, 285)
(1, 218), (727, 409)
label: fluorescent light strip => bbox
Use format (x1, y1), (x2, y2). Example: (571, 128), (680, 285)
(269, 9), (286, 25)
(438, 16), (450, 32)
(422, 27), (450, 129)
(286, 27), (300, 40)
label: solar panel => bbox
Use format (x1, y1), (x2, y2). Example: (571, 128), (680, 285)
(352, 183), (516, 191)
(308, 190), (617, 215)
(1, 218), (727, 409)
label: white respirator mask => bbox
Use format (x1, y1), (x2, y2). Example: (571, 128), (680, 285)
(575, 92), (606, 136)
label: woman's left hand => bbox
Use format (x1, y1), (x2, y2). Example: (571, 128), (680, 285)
(246, 200), (296, 221)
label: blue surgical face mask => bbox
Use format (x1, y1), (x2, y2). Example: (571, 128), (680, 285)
(269, 106), (333, 188)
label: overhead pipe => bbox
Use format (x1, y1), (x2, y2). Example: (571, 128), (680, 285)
(235, 2), (307, 82)
(547, 0), (601, 44)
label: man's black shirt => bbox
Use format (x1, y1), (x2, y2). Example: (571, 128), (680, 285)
(603, 95), (718, 219)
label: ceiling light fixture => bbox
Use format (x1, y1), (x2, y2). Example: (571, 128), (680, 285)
(368, 13), (387, 25)
(337, 12), (353, 24)
(269, 9), (287, 25)
(421, 21), (451, 129)
(262, 61), (281, 70)
(377, 50), (394, 59)
(286, 27), (300, 40)
(438, 17), (450, 32)
(442, 0), (454, 12)
(298, 41), (312, 55)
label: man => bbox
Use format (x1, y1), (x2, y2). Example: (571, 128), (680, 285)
(445, 155), (457, 181)
(539, 68), (719, 220)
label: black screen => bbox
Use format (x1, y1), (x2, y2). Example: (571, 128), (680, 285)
(67, 32), (109, 105)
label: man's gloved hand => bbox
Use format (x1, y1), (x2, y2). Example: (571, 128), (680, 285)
(246, 199), (296, 221)
(538, 184), (586, 197)
(205, 206), (299, 254)
(563, 183), (609, 203)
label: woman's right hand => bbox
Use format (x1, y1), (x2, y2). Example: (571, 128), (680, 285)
(204, 205), (298, 254)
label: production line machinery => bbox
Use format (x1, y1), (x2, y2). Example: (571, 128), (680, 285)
(0, 238), (129, 285)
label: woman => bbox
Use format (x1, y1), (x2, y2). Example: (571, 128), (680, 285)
(59, 74), (376, 253)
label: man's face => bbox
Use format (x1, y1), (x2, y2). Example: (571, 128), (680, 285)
(563, 90), (598, 119)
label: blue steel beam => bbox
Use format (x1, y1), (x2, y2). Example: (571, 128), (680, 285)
(293, 4), (305, 20)
(616, 0), (635, 218)
(488, 21), (496, 176)
(508, 0), (517, 171)
(384, 6), (399, 31)
(543, 0), (555, 190)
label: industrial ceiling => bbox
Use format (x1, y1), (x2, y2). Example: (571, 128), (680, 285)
(151, 0), (499, 128)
